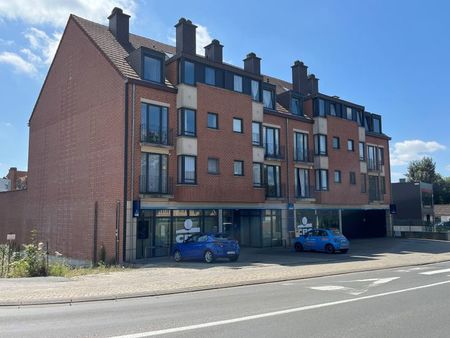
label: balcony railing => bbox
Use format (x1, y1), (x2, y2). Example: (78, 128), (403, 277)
(294, 149), (314, 163)
(139, 175), (173, 195)
(141, 124), (173, 146)
(265, 183), (284, 198)
(295, 185), (314, 199)
(367, 159), (382, 172)
(264, 144), (285, 160)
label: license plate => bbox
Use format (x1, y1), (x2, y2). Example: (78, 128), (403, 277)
(227, 251), (236, 255)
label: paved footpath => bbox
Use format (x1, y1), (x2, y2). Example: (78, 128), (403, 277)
(1, 238), (450, 306)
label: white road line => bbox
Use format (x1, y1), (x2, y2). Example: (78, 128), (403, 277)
(110, 280), (450, 338)
(420, 268), (450, 275)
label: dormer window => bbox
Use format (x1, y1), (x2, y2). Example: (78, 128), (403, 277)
(291, 97), (302, 116)
(233, 75), (243, 92)
(205, 66), (215, 85)
(143, 55), (162, 83)
(251, 80), (260, 101)
(263, 89), (274, 110)
(184, 60), (195, 85)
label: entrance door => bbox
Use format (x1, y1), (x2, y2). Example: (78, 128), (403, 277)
(136, 218), (152, 259)
(154, 217), (170, 257)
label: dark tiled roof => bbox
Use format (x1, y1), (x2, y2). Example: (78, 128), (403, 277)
(72, 15), (175, 87)
(263, 75), (292, 94)
(434, 204), (450, 216)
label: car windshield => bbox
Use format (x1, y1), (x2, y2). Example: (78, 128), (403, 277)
(212, 233), (233, 240)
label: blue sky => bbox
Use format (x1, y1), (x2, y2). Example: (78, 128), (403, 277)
(1, 0), (449, 181)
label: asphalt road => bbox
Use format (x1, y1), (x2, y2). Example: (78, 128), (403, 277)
(1, 261), (450, 338)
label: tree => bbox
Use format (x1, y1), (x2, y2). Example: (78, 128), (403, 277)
(405, 157), (438, 184)
(434, 175), (450, 204)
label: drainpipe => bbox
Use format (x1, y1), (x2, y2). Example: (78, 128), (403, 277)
(129, 83), (136, 260)
(122, 80), (129, 263)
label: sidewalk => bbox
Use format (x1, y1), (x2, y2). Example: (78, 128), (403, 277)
(1, 238), (450, 306)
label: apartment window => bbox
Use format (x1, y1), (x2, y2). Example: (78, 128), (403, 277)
(265, 165), (281, 197)
(294, 132), (309, 161)
(367, 145), (379, 171)
(253, 163), (263, 187)
(356, 110), (364, 126)
(361, 173), (367, 193)
(234, 160), (244, 176)
(184, 60), (195, 85)
(264, 126), (280, 157)
(140, 153), (168, 193)
(314, 134), (327, 156)
(208, 158), (219, 174)
(380, 176), (386, 194)
(207, 112), (218, 129)
(291, 97), (302, 115)
(330, 103), (337, 116)
(359, 142), (365, 160)
(178, 108), (196, 136)
(205, 67), (215, 85)
(178, 155), (196, 184)
(373, 117), (382, 133)
(378, 147), (385, 165)
(332, 137), (340, 149)
(141, 103), (168, 145)
(349, 172), (356, 185)
(233, 118), (243, 133)
(233, 74), (243, 92)
(251, 80), (260, 101)
(318, 99), (326, 117)
(369, 175), (381, 202)
(346, 107), (353, 120)
(295, 168), (310, 198)
(252, 122), (262, 146)
(347, 139), (354, 151)
(334, 170), (341, 183)
(315, 169), (328, 191)
(143, 55), (162, 83)
(263, 89), (275, 109)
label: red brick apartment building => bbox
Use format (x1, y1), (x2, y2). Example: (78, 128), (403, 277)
(0, 8), (391, 264)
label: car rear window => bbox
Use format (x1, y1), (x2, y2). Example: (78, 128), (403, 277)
(213, 233), (232, 240)
(330, 229), (341, 235)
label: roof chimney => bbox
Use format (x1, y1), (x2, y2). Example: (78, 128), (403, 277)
(108, 7), (130, 46)
(204, 39), (223, 63)
(308, 74), (319, 95)
(292, 60), (308, 95)
(243, 52), (261, 75)
(175, 18), (197, 55)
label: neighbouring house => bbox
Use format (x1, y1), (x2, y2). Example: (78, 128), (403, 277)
(392, 180), (434, 225)
(0, 8), (392, 264)
(434, 204), (450, 223)
(0, 178), (10, 192)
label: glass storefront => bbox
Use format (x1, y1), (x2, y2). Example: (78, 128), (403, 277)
(295, 209), (340, 235)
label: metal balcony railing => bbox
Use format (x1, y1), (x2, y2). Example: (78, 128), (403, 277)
(294, 149), (314, 163)
(264, 143), (285, 160)
(139, 175), (173, 195)
(265, 183), (284, 198)
(367, 159), (382, 172)
(140, 124), (173, 146)
(295, 185), (315, 199)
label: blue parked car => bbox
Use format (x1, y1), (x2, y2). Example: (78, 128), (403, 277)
(173, 233), (240, 263)
(294, 228), (349, 254)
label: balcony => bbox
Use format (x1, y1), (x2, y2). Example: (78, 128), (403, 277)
(295, 185), (315, 199)
(367, 159), (382, 172)
(265, 183), (284, 199)
(139, 175), (173, 196)
(294, 149), (314, 163)
(264, 143), (285, 160)
(141, 124), (173, 146)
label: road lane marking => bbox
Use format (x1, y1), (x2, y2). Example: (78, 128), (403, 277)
(420, 268), (450, 275)
(310, 277), (400, 295)
(110, 280), (450, 338)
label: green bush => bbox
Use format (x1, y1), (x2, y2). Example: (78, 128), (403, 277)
(48, 262), (70, 277)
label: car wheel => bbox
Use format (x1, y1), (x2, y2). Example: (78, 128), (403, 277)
(294, 243), (304, 252)
(340, 249), (349, 254)
(174, 250), (182, 262)
(229, 255), (239, 262)
(204, 250), (215, 263)
(325, 244), (335, 254)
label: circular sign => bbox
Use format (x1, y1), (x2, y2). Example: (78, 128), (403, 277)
(184, 219), (193, 230)
(302, 217), (308, 225)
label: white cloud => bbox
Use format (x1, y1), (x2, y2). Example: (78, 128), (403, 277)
(390, 140), (446, 166)
(23, 28), (62, 65)
(0, 51), (37, 75)
(0, 38), (14, 46)
(390, 171), (405, 183)
(195, 24), (213, 55)
(4, 122), (12, 127)
(0, 0), (136, 28)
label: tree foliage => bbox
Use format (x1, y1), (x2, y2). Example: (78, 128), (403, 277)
(405, 157), (450, 204)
